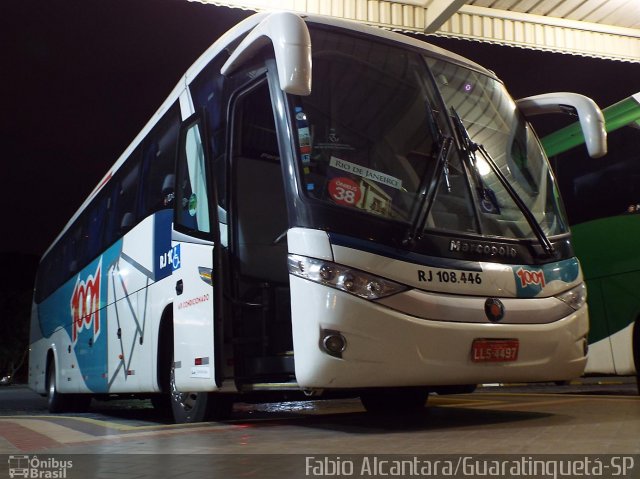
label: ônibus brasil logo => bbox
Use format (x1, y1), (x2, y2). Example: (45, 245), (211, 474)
(70, 259), (102, 344)
(8, 455), (73, 478)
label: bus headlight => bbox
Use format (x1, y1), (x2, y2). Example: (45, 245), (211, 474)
(288, 254), (408, 300)
(556, 283), (587, 311)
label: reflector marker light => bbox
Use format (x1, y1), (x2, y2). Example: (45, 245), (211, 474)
(198, 267), (213, 285)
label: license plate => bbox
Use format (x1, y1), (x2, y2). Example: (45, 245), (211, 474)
(471, 339), (519, 362)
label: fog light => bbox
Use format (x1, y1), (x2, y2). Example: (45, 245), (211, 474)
(321, 330), (347, 358)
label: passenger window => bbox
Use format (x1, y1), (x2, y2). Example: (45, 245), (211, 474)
(105, 151), (141, 243)
(66, 221), (85, 276)
(189, 57), (228, 212)
(86, 195), (107, 262)
(141, 104), (180, 216)
(175, 117), (211, 235)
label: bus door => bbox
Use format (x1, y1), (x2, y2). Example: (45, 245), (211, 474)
(171, 113), (222, 392)
(172, 11), (310, 389)
(227, 71), (295, 386)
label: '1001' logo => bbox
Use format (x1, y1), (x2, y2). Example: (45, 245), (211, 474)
(516, 267), (546, 288)
(70, 259), (102, 344)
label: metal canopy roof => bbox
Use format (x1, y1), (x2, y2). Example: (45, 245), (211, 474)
(194, 0), (640, 62)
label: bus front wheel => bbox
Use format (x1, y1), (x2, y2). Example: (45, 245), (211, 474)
(169, 359), (232, 423)
(360, 387), (429, 414)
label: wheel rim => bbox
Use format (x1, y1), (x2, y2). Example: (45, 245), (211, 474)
(170, 359), (196, 412)
(48, 365), (56, 402)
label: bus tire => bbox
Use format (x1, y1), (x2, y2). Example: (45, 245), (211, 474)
(154, 308), (174, 417)
(47, 359), (88, 413)
(360, 387), (429, 415)
(169, 358), (233, 423)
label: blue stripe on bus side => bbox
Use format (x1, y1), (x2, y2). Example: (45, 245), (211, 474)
(37, 239), (123, 392)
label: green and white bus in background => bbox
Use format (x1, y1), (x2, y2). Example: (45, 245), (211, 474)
(29, 12), (608, 423)
(543, 93), (640, 391)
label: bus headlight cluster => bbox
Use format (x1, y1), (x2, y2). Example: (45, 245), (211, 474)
(288, 254), (408, 300)
(556, 282), (587, 311)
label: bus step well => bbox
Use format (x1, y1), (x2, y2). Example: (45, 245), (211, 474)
(243, 354), (295, 377)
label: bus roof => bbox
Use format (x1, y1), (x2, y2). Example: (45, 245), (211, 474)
(183, 12), (494, 85)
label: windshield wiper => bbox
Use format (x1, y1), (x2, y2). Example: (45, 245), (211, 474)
(449, 107), (555, 256)
(405, 135), (453, 246)
(403, 102), (453, 246)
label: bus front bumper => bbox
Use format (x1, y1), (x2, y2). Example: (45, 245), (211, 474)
(290, 277), (589, 389)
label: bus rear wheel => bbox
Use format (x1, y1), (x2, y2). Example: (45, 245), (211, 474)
(47, 360), (90, 413)
(360, 387), (429, 414)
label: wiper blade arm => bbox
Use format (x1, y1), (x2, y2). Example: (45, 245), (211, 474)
(403, 135), (453, 246)
(449, 109), (498, 215)
(475, 143), (554, 255)
(449, 108), (554, 256)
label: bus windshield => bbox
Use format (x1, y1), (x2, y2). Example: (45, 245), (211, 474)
(294, 27), (569, 242)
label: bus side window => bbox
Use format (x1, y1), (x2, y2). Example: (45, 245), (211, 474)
(141, 104), (180, 216)
(66, 221), (85, 276)
(175, 117), (211, 235)
(188, 57), (228, 213)
(105, 149), (142, 244)
(86, 195), (107, 262)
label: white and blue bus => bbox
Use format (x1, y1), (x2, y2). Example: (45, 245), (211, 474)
(29, 12), (607, 423)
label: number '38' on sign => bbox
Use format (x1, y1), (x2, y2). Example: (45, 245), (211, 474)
(328, 177), (362, 206)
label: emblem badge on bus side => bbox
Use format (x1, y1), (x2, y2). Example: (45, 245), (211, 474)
(484, 298), (505, 322)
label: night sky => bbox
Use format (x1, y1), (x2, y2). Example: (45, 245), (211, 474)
(1, 1), (249, 259)
(3, 0), (640, 262)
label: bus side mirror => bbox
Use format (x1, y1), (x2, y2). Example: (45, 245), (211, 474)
(516, 92), (607, 158)
(221, 12), (312, 96)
